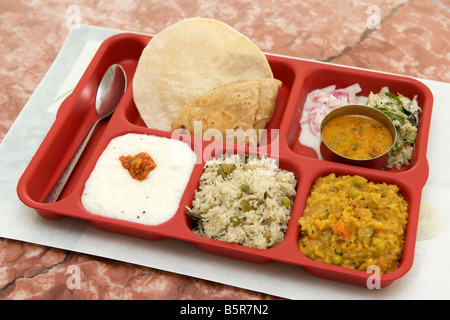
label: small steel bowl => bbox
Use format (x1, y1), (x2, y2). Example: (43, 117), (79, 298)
(319, 105), (396, 169)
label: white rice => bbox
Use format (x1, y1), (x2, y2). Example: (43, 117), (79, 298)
(187, 154), (297, 249)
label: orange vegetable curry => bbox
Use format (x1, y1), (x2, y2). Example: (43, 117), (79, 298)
(321, 115), (393, 160)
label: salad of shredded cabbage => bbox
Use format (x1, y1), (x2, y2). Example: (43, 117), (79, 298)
(299, 83), (422, 169)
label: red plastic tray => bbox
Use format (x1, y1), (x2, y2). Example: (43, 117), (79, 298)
(17, 33), (433, 288)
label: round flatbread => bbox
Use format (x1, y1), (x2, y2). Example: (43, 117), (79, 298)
(132, 18), (274, 131)
(171, 79), (282, 145)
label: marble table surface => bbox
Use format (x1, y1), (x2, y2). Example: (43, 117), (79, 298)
(1, 0), (449, 300)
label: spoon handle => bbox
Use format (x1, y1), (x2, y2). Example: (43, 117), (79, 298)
(43, 119), (100, 203)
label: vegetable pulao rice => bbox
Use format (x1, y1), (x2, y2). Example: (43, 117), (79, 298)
(187, 154), (297, 249)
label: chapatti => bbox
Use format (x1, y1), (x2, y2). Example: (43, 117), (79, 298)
(171, 79), (281, 145)
(133, 18), (274, 131)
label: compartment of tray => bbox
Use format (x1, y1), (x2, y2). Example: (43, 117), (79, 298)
(182, 141), (305, 264)
(293, 162), (423, 287)
(282, 63), (433, 172)
(43, 127), (206, 241)
(120, 52), (299, 150)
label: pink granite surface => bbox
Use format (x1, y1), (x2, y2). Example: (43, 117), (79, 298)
(1, 0), (449, 299)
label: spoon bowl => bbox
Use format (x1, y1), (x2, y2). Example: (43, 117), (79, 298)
(95, 64), (127, 118)
(43, 64), (127, 203)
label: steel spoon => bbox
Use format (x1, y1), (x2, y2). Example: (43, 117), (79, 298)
(43, 64), (127, 203)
